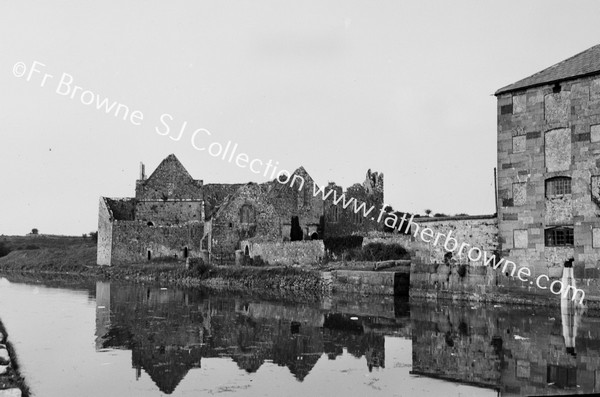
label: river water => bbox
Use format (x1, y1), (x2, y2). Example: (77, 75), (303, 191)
(0, 277), (597, 397)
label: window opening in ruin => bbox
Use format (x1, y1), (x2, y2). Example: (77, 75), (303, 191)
(328, 205), (339, 223)
(147, 250), (152, 261)
(290, 216), (303, 241)
(244, 246), (249, 256)
(545, 177), (571, 197)
(147, 221), (154, 226)
(240, 204), (255, 224)
(229, 222), (233, 228)
(444, 252), (453, 265)
(303, 187), (310, 206)
(552, 83), (562, 94)
(311, 232), (318, 240)
(544, 227), (574, 247)
(184, 247), (188, 258)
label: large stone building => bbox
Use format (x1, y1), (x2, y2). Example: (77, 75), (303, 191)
(97, 154), (383, 265)
(495, 44), (600, 297)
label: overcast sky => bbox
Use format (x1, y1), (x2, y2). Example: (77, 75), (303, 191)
(2, 1), (600, 236)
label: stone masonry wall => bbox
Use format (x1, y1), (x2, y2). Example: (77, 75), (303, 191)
(241, 240), (324, 266)
(497, 75), (600, 302)
(110, 220), (203, 265)
(211, 183), (281, 255)
(388, 216), (499, 266)
(135, 200), (203, 225)
(365, 216), (501, 301)
(135, 154), (203, 201)
(97, 198), (113, 266)
(105, 198), (136, 220)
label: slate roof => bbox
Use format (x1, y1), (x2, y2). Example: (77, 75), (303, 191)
(495, 44), (600, 95)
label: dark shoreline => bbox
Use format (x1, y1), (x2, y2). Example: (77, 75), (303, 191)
(0, 319), (30, 397)
(0, 263), (332, 302)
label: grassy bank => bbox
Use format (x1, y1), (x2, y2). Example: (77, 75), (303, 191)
(0, 245), (330, 298)
(0, 244), (96, 273)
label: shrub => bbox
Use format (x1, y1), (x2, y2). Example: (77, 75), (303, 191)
(186, 258), (212, 278)
(359, 243), (408, 261)
(0, 242), (10, 257)
(323, 236), (363, 255)
(253, 255), (268, 267)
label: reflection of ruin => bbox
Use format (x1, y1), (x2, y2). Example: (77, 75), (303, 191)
(411, 300), (599, 396)
(94, 283), (410, 394)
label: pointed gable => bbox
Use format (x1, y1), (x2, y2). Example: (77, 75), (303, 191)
(135, 154), (203, 200)
(496, 44), (600, 95)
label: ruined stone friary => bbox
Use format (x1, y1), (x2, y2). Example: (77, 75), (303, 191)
(97, 154), (383, 266)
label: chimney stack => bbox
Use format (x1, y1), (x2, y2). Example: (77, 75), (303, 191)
(139, 162), (146, 180)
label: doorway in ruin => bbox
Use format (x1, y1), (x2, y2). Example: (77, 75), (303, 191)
(290, 216), (303, 241)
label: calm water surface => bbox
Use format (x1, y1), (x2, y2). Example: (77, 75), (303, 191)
(0, 277), (596, 397)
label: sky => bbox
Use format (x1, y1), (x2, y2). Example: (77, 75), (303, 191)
(2, 0), (600, 236)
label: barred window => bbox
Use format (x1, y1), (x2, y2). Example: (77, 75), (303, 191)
(545, 177), (571, 197)
(544, 227), (574, 247)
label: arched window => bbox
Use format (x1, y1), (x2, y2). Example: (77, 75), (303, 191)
(240, 204), (255, 224)
(545, 176), (571, 197)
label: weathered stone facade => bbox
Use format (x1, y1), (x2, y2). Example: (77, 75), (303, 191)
(240, 240), (325, 266)
(98, 155), (205, 265)
(495, 45), (600, 301)
(98, 154), (384, 265)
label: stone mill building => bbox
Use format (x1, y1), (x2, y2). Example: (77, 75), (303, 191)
(495, 44), (600, 298)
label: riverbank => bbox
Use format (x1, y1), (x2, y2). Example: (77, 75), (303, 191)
(0, 247), (332, 298)
(0, 319), (29, 397)
(0, 246), (412, 299)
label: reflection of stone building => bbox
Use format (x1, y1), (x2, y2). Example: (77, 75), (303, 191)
(495, 45), (600, 299)
(411, 302), (600, 395)
(94, 283), (402, 394)
(98, 154), (383, 265)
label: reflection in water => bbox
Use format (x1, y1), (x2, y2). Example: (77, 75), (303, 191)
(93, 281), (600, 396)
(411, 298), (597, 396)
(95, 283), (409, 394)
